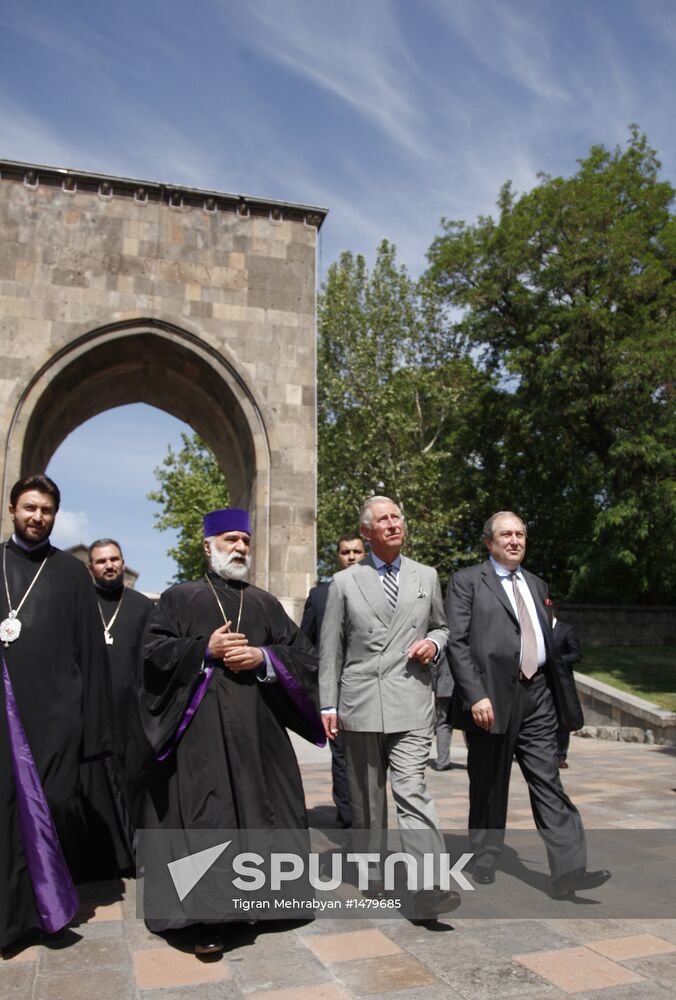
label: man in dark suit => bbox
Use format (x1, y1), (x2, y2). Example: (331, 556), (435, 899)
(446, 511), (609, 898)
(551, 613), (583, 769)
(301, 532), (365, 826)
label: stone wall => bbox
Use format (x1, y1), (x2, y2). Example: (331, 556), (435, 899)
(0, 160), (327, 619)
(558, 604), (676, 647)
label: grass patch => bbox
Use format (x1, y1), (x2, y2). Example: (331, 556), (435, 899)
(575, 646), (676, 712)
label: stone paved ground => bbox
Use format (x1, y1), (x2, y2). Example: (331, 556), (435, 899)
(2, 734), (675, 999)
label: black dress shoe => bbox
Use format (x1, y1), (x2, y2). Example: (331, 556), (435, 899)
(410, 887), (461, 918)
(194, 929), (224, 956)
(472, 867), (496, 885)
(552, 868), (611, 899)
(429, 761), (452, 771)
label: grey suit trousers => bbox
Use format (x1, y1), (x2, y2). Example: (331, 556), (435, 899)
(343, 728), (446, 878)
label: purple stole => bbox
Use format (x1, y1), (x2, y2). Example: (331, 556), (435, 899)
(2, 657), (79, 934)
(157, 648), (326, 760)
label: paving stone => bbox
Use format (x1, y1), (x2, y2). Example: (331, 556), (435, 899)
(574, 983), (674, 999)
(33, 967), (137, 1000)
(456, 919), (578, 956)
(248, 985), (353, 1000)
(624, 953), (676, 988)
(440, 957), (560, 999)
(587, 935), (676, 961)
(335, 952), (438, 994)
(515, 946), (645, 993)
(306, 928), (402, 963)
(133, 947), (231, 989)
(0, 961), (35, 998)
(139, 985), (247, 1000)
(230, 943), (331, 993)
(40, 935), (130, 973)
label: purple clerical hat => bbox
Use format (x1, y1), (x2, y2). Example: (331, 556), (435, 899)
(203, 508), (251, 537)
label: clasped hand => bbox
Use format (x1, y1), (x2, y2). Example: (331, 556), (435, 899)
(207, 623), (264, 673)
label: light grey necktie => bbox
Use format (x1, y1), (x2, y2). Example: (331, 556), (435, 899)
(382, 563), (399, 610)
(510, 571), (538, 679)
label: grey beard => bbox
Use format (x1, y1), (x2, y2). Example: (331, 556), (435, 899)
(209, 547), (251, 581)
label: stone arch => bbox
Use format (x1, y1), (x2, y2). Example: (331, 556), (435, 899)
(2, 319), (272, 585)
(0, 160), (324, 616)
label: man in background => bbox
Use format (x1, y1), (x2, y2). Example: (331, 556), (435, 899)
(301, 532), (366, 827)
(88, 538), (154, 832)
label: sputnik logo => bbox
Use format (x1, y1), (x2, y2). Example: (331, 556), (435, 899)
(167, 841), (231, 901)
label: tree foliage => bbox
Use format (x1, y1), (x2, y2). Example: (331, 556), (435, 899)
(147, 130), (674, 606)
(317, 239), (489, 579)
(148, 432), (229, 582)
(427, 128), (676, 603)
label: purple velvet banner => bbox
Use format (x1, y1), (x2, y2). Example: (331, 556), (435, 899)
(2, 657), (79, 935)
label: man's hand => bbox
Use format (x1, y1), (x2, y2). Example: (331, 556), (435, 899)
(207, 623), (234, 658)
(408, 638), (436, 665)
(471, 698), (494, 731)
(322, 711), (339, 741)
(221, 634), (264, 673)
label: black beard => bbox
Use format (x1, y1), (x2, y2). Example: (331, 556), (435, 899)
(13, 526), (51, 548)
(94, 575), (124, 593)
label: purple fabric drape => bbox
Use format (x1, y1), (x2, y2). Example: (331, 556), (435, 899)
(265, 648), (326, 747)
(2, 657), (79, 934)
(157, 649), (326, 760)
(156, 664), (214, 761)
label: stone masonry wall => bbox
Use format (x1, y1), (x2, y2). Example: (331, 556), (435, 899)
(0, 162), (326, 618)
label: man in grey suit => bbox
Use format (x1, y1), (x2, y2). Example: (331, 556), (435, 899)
(446, 511), (610, 898)
(320, 496), (458, 915)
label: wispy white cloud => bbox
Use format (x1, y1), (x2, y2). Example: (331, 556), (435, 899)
(51, 510), (90, 549)
(218, 0), (436, 159)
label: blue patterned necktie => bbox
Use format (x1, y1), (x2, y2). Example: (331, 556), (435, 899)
(382, 563), (399, 610)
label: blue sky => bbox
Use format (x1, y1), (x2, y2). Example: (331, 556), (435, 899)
(2, 0), (675, 590)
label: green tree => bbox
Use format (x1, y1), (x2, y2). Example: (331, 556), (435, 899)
(427, 128), (676, 602)
(148, 432), (229, 582)
(317, 239), (489, 580)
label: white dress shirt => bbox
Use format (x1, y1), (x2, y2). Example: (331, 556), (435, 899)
(489, 556), (547, 668)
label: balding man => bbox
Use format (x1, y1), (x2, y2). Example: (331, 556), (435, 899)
(446, 511), (610, 898)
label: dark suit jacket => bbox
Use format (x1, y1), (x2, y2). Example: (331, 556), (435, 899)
(445, 560), (583, 734)
(300, 582), (330, 648)
(553, 619), (582, 670)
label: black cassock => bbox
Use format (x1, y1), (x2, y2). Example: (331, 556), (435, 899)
(0, 540), (112, 949)
(80, 585), (155, 871)
(141, 573), (320, 932)
(92, 584), (154, 832)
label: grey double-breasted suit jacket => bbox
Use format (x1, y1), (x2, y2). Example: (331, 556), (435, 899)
(319, 554), (449, 733)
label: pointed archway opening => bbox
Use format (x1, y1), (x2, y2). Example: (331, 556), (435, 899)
(6, 320), (271, 587)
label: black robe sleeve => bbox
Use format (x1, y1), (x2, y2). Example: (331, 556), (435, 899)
(141, 585), (209, 755)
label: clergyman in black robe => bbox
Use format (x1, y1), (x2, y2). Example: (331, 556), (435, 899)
(87, 539), (155, 833)
(0, 476), (114, 952)
(140, 507), (323, 955)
